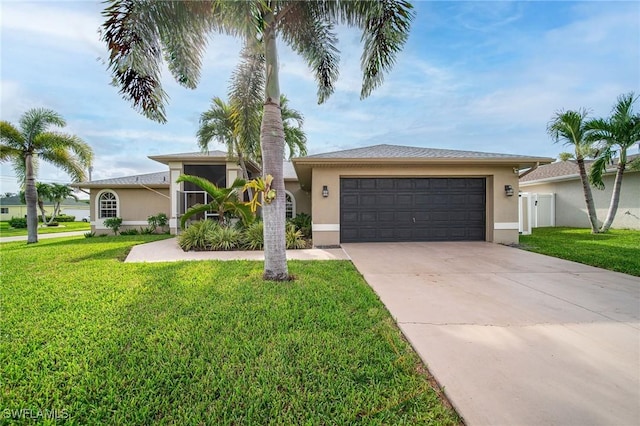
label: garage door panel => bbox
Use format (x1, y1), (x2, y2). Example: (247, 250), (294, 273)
(340, 178), (486, 243)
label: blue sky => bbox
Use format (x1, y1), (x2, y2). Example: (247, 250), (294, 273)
(1, 0), (639, 195)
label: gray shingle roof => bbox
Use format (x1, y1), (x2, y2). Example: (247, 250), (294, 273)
(0, 195), (89, 206)
(283, 161), (297, 180)
(520, 154), (639, 183)
(304, 144), (543, 160)
(75, 171), (170, 187)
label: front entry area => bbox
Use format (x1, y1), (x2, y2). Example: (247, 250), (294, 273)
(340, 177), (486, 243)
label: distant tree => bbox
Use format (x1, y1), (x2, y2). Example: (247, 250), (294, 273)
(586, 92), (640, 232)
(19, 181), (53, 224)
(547, 109), (599, 233)
(0, 108), (93, 243)
(46, 183), (78, 223)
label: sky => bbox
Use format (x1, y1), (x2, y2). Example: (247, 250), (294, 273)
(1, 0), (639, 195)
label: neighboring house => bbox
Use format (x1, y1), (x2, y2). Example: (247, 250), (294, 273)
(519, 156), (640, 231)
(0, 195), (89, 221)
(74, 144), (552, 245)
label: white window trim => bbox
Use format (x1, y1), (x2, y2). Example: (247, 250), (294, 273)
(284, 190), (296, 219)
(95, 189), (120, 220)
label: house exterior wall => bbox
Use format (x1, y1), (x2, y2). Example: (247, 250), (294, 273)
(1, 204), (89, 221)
(521, 172), (640, 230)
(309, 164), (520, 247)
(90, 188), (170, 234)
(285, 181), (310, 217)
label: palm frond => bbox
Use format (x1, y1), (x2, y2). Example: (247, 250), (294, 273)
(547, 108), (593, 158)
(0, 121), (26, 150)
(38, 147), (87, 182)
(278, 3), (339, 103)
(177, 174), (227, 200)
(588, 151), (611, 190)
(355, 0), (414, 99)
(180, 203), (216, 229)
(197, 97), (235, 152)
(18, 108), (65, 144)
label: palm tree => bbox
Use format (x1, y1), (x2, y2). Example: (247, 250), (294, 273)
(102, 0), (414, 280)
(586, 92), (640, 232)
(547, 109), (599, 233)
(176, 175), (253, 228)
(46, 183), (79, 224)
(19, 182), (52, 224)
(0, 108), (93, 243)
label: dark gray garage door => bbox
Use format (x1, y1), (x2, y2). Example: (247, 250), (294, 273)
(340, 178), (486, 243)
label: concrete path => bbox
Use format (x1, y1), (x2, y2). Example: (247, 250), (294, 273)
(125, 237), (349, 262)
(0, 230), (86, 243)
(341, 242), (640, 426)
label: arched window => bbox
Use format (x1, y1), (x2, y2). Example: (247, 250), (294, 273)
(285, 191), (296, 219)
(98, 191), (118, 218)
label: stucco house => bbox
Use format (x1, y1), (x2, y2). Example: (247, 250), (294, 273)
(75, 144), (552, 245)
(0, 195), (89, 221)
(519, 156), (640, 231)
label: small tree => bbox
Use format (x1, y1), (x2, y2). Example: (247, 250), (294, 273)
(45, 183), (78, 224)
(547, 109), (599, 233)
(586, 92), (640, 232)
(176, 175), (253, 229)
(147, 213), (168, 233)
(103, 217), (122, 235)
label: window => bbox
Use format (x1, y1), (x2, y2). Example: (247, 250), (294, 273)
(0, 208), (8, 214)
(285, 191), (295, 219)
(98, 191), (118, 218)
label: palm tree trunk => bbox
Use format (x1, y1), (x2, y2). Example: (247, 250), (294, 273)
(577, 157), (599, 233)
(600, 161), (625, 232)
(24, 153), (39, 243)
(260, 10), (288, 281)
(38, 198), (47, 224)
(237, 150), (254, 201)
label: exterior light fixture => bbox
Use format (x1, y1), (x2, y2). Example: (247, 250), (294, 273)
(504, 185), (514, 196)
(322, 185), (329, 198)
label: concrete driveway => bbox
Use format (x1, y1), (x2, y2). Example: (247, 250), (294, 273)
(341, 242), (640, 426)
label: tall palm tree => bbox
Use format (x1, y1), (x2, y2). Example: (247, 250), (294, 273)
(586, 92), (640, 232)
(46, 183), (79, 224)
(547, 109), (599, 233)
(102, 0), (414, 280)
(0, 108), (93, 243)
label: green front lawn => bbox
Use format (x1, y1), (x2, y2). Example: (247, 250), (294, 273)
(1, 236), (459, 425)
(0, 221), (90, 237)
(519, 227), (640, 276)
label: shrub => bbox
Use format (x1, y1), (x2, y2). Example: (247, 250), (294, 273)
(84, 231), (95, 238)
(103, 217), (123, 235)
(39, 215), (76, 223)
(178, 220), (219, 251)
(288, 212), (312, 239)
(209, 225), (241, 251)
(147, 213), (168, 233)
(8, 217), (27, 229)
(46, 222), (59, 227)
(242, 221), (264, 250)
(286, 224), (307, 249)
(120, 228), (140, 236)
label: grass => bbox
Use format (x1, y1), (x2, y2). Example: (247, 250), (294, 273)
(519, 227), (640, 276)
(0, 221), (90, 237)
(0, 236), (459, 425)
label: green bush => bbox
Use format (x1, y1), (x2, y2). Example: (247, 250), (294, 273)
(286, 224), (307, 249)
(242, 221), (264, 250)
(84, 231), (95, 238)
(8, 217), (27, 229)
(120, 228), (140, 236)
(209, 225), (241, 251)
(288, 212), (312, 239)
(46, 222), (59, 227)
(39, 215), (76, 223)
(103, 217), (123, 235)
(147, 213), (168, 233)
(178, 220), (219, 251)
